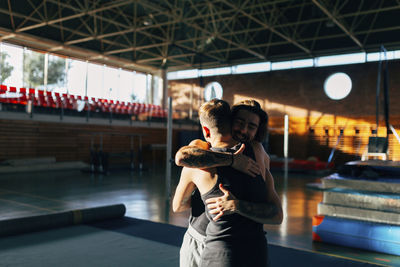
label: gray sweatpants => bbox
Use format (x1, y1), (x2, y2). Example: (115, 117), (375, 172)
(180, 224), (206, 267)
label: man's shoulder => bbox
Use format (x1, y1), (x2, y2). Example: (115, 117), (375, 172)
(188, 139), (209, 149)
(250, 141), (270, 159)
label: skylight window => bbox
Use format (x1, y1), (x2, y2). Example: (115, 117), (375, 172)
(233, 62), (271, 74)
(315, 52), (365, 67)
(199, 67), (231, 77)
(271, 61), (292, 71)
(366, 51), (395, 62)
(291, 59), (314, 68)
(167, 49), (399, 80)
(395, 50), (400, 59)
(176, 69), (199, 79)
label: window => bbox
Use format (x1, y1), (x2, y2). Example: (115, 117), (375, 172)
(67, 59), (86, 96)
(23, 49), (45, 89)
(87, 62), (103, 98)
(0, 43), (23, 87)
(324, 72), (352, 100)
(119, 69), (134, 102)
(132, 72), (147, 103)
(204, 82), (223, 101)
(47, 54), (67, 93)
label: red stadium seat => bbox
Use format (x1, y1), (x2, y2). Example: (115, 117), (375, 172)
(46, 91), (56, 108)
(0, 85), (7, 103)
(54, 92), (62, 108)
(67, 94), (76, 110)
(8, 86), (18, 104)
(90, 97), (98, 111)
(119, 101), (128, 114)
(28, 88), (36, 105)
(83, 96), (91, 111)
(19, 88), (28, 105)
(131, 103), (140, 116)
(126, 102), (134, 115)
(114, 101), (122, 114)
(109, 100), (115, 113)
(98, 98), (109, 113)
(37, 90), (46, 107)
(62, 93), (68, 108)
(0, 84), (6, 94)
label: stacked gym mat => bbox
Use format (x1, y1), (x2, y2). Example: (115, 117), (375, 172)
(312, 160), (400, 256)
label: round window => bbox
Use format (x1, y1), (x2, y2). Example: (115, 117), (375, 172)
(204, 82), (223, 101)
(324, 72), (352, 100)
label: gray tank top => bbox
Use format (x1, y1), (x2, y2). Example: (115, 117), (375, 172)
(189, 189), (208, 236)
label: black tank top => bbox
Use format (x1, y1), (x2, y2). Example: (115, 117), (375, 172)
(199, 143), (269, 267)
(189, 143), (267, 237)
(202, 143), (268, 241)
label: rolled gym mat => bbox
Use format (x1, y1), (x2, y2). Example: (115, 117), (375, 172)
(0, 204), (126, 237)
(313, 215), (400, 256)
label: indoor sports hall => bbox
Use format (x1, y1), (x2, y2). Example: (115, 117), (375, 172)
(0, 1), (399, 266)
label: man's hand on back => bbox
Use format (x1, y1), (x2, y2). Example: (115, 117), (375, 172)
(206, 184), (238, 221)
(232, 144), (261, 177)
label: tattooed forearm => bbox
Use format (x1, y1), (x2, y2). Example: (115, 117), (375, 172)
(177, 146), (231, 168)
(236, 201), (279, 224)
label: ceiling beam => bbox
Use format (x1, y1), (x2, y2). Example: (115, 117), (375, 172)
(221, 0), (311, 55)
(15, 0), (133, 32)
(140, 0), (266, 60)
(312, 0), (363, 49)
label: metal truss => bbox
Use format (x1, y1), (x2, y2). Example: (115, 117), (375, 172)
(0, 0), (399, 73)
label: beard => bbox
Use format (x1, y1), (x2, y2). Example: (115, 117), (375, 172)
(232, 131), (250, 142)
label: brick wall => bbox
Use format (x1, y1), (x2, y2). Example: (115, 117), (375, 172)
(169, 61), (400, 163)
(0, 119), (183, 166)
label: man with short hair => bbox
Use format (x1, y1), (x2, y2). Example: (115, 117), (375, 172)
(173, 99), (282, 267)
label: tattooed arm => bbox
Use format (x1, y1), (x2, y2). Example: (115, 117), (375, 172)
(206, 143), (283, 225)
(235, 169), (283, 224)
(175, 139), (261, 177)
(205, 177), (282, 225)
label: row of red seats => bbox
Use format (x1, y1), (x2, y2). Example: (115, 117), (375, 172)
(0, 85), (167, 118)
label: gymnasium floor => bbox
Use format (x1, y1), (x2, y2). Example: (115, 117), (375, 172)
(0, 164), (399, 266)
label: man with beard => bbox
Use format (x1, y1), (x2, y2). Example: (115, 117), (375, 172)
(173, 100), (282, 267)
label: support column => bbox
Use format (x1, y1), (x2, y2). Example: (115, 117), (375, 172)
(161, 68), (168, 109)
(165, 97), (172, 201)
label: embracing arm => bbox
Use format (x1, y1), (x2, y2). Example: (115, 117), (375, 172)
(206, 144), (283, 225)
(236, 142), (282, 224)
(175, 141), (232, 168)
(172, 167), (196, 212)
(206, 176), (283, 225)
(237, 170), (283, 224)
(251, 141), (270, 171)
(175, 139), (261, 177)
